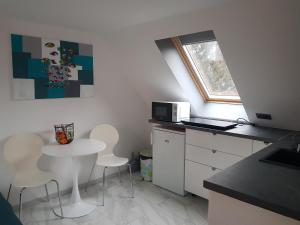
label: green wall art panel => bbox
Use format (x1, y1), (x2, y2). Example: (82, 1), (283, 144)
(11, 34), (94, 100)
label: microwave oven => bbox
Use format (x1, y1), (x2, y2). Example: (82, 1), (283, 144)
(152, 101), (190, 122)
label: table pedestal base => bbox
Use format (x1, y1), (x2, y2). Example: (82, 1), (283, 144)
(54, 201), (96, 218)
(55, 157), (97, 218)
(42, 139), (106, 219)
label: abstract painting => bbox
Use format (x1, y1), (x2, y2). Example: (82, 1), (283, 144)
(11, 34), (94, 100)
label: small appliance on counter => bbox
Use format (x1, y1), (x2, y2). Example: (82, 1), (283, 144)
(152, 101), (190, 122)
(181, 118), (237, 131)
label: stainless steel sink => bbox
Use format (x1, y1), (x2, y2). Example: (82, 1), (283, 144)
(260, 148), (300, 170)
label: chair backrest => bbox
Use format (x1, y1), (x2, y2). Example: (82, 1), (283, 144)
(90, 124), (119, 158)
(3, 133), (44, 172)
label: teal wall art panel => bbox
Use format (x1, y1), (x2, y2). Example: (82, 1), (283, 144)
(11, 34), (94, 100)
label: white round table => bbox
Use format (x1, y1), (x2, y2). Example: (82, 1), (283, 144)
(42, 138), (106, 218)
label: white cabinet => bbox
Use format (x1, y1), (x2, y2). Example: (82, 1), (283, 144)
(185, 129), (253, 199)
(152, 127), (272, 200)
(208, 191), (299, 225)
(253, 140), (271, 153)
(185, 160), (221, 199)
(186, 144), (242, 170)
(213, 134), (253, 157)
(152, 127), (185, 196)
(186, 129), (213, 148)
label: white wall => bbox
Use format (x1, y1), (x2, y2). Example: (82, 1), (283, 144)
(108, 0), (300, 130)
(0, 18), (148, 204)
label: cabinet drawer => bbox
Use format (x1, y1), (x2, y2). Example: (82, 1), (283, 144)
(212, 134), (252, 157)
(186, 144), (242, 170)
(185, 160), (221, 199)
(253, 140), (272, 153)
(186, 129), (213, 149)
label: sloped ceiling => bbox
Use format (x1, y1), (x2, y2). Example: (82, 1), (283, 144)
(0, 0), (233, 33)
(108, 0), (300, 130)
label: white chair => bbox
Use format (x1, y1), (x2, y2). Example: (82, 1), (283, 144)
(86, 124), (134, 205)
(4, 133), (63, 220)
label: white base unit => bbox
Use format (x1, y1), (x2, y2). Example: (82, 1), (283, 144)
(184, 129), (253, 199)
(185, 160), (221, 199)
(186, 129), (213, 148)
(212, 134), (253, 157)
(208, 191), (300, 225)
(186, 144), (242, 170)
(152, 127), (185, 196)
(152, 127), (271, 200)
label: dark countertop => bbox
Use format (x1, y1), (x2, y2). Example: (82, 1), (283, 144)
(149, 119), (291, 143)
(204, 134), (300, 221)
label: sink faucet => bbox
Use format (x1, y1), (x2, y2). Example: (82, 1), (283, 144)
(297, 144), (300, 153)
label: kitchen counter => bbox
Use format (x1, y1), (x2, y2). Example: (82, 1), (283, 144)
(149, 119), (291, 142)
(150, 118), (300, 221)
(204, 134), (300, 221)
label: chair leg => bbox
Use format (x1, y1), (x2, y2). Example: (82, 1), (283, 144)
(7, 184), (12, 201)
(45, 184), (50, 201)
(51, 180), (64, 218)
(128, 164), (134, 198)
(102, 167), (106, 206)
(19, 187), (26, 220)
(86, 162), (96, 192)
(118, 166), (122, 183)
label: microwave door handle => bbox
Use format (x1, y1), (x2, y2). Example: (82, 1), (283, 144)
(172, 104), (177, 122)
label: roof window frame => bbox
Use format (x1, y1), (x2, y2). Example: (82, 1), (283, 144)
(171, 34), (241, 104)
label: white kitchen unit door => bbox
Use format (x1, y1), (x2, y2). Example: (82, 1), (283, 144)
(185, 144), (242, 170)
(212, 134), (253, 157)
(152, 127), (185, 196)
(185, 160), (221, 199)
(208, 191), (300, 225)
(186, 129), (213, 149)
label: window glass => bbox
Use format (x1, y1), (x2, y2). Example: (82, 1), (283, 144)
(183, 41), (240, 99)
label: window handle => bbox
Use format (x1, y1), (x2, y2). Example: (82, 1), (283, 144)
(164, 139), (170, 143)
(211, 167), (216, 171)
(212, 150), (217, 153)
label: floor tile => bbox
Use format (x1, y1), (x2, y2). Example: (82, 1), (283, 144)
(21, 174), (208, 225)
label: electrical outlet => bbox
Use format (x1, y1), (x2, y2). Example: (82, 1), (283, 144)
(256, 113), (272, 120)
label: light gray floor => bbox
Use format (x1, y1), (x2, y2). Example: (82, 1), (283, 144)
(21, 175), (208, 225)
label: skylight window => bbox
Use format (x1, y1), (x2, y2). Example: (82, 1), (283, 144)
(172, 31), (241, 103)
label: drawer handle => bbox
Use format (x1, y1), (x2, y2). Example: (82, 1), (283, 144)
(212, 150), (217, 153)
(164, 139), (170, 143)
(211, 167), (216, 171)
